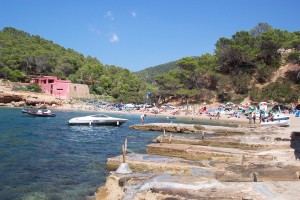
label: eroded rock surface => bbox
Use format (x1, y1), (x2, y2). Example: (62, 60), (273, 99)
(97, 122), (300, 200)
(96, 173), (300, 200)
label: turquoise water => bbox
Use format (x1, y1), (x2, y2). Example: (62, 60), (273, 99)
(0, 107), (173, 200)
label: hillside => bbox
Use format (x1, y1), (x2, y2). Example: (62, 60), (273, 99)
(0, 27), (147, 103)
(1, 24), (300, 105)
(257, 63), (300, 89)
(135, 60), (179, 83)
(147, 23), (300, 105)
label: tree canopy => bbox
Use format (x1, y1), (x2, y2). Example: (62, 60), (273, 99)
(1, 24), (299, 104)
(0, 27), (147, 103)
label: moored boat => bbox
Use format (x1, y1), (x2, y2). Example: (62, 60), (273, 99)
(68, 114), (128, 126)
(260, 114), (290, 127)
(22, 109), (56, 117)
(166, 116), (176, 119)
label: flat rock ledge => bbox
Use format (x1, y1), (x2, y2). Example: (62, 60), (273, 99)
(0, 93), (63, 107)
(95, 124), (300, 200)
(129, 123), (201, 134)
(95, 172), (300, 200)
(129, 123), (281, 135)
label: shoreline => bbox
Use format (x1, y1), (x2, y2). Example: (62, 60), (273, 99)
(1, 89), (298, 129)
(2, 96), (299, 130)
(2, 92), (300, 199)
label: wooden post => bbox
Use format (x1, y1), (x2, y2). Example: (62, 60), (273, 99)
(168, 134), (172, 144)
(122, 139), (127, 163)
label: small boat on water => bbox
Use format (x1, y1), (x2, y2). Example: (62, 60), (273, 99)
(166, 116), (176, 119)
(260, 114), (290, 127)
(68, 114), (128, 126)
(22, 109), (56, 117)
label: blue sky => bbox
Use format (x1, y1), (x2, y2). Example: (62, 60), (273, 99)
(1, 0), (300, 72)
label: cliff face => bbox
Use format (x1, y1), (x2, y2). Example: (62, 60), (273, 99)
(0, 93), (23, 103)
(0, 93), (63, 107)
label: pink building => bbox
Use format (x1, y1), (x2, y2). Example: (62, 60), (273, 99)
(30, 76), (90, 99)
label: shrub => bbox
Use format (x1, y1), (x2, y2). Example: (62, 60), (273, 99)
(262, 79), (298, 103)
(217, 91), (232, 102)
(257, 66), (276, 83)
(232, 73), (251, 94)
(26, 84), (42, 93)
(287, 51), (300, 64)
(12, 84), (25, 91)
(249, 85), (262, 102)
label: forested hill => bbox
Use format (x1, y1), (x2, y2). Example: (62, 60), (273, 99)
(1, 24), (300, 105)
(0, 27), (147, 103)
(147, 23), (300, 104)
(135, 56), (200, 84)
(135, 60), (179, 83)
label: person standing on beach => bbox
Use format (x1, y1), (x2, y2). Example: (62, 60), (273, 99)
(140, 114), (146, 124)
(216, 111), (220, 120)
(252, 112), (256, 124)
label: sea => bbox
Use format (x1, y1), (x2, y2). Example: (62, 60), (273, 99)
(0, 107), (196, 200)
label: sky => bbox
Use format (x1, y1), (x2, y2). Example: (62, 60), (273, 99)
(1, 0), (300, 72)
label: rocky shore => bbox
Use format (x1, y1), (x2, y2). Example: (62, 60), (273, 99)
(96, 116), (300, 200)
(1, 83), (300, 199)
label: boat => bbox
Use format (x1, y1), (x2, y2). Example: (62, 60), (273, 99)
(68, 114), (128, 126)
(166, 116), (176, 119)
(22, 109), (56, 117)
(260, 114), (290, 127)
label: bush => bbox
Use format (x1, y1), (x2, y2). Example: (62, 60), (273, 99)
(26, 84), (42, 93)
(249, 85), (262, 102)
(12, 83), (42, 93)
(217, 91), (232, 102)
(262, 79), (299, 103)
(287, 51), (300, 64)
(232, 73), (251, 94)
(257, 66), (276, 83)
(12, 84), (25, 91)
(0, 67), (26, 82)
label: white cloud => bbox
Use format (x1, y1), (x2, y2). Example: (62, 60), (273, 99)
(131, 11), (136, 17)
(89, 27), (101, 35)
(104, 10), (114, 20)
(110, 33), (119, 42)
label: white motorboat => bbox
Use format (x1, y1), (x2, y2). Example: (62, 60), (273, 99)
(68, 114), (128, 126)
(260, 114), (290, 127)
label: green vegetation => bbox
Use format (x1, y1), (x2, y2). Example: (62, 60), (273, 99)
(12, 83), (42, 93)
(150, 23), (300, 104)
(1, 24), (299, 104)
(135, 60), (180, 84)
(0, 27), (146, 103)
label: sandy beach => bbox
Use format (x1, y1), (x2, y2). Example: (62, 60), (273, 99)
(2, 87), (299, 132)
(56, 100), (300, 133)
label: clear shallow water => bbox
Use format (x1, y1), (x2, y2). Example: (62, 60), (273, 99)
(0, 107), (174, 200)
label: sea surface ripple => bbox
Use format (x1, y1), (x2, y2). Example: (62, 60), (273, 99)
(0, 107), (173, 200)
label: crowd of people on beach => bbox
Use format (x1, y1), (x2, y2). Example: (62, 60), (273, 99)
(66, 100), (299, 125)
